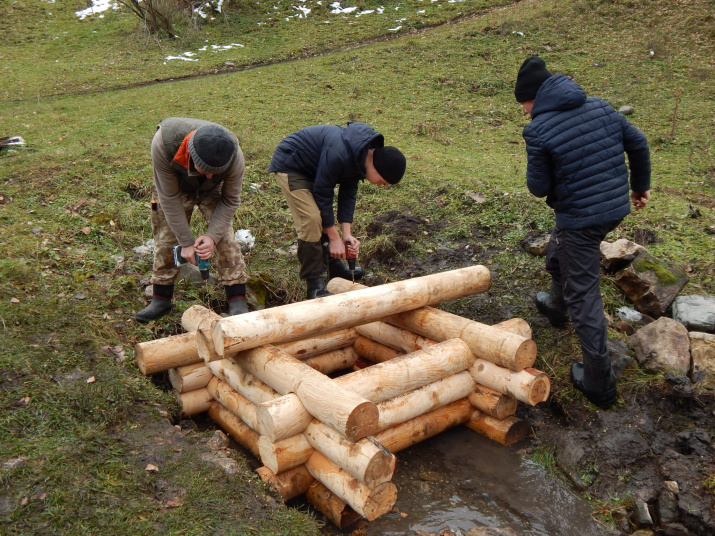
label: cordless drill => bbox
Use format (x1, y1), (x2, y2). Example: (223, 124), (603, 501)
(173, 245), (210, 281)
(345, 240), (357, 283)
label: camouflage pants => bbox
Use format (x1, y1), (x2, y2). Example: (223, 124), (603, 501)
(150, 187), (247, 287)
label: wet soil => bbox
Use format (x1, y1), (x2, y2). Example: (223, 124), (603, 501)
(351, 211), (715, 536)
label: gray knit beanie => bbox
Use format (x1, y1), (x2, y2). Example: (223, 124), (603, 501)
(188, 124), (237, 174)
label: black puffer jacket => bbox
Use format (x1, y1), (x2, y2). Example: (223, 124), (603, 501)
(268, 122), (384, 228)
(523, 74), (651, 229)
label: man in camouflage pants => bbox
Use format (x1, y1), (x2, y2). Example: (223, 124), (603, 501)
(135, 117), (249, 323)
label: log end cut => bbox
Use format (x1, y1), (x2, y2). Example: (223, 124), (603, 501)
(362, 481), (398, 521)
(345, 401), (380, 442)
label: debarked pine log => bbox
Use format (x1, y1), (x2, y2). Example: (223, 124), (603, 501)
(254, 338), (473, 441)
(177, 387), (213, 417)
(256, 371), (476, 475)
(464, 410), (532, 446)
(206, 377), (259, 430)
(305, 481), (362, 530)
(212, 266), (491, 358)
(257, 400), (476, 502)
(468, 384), (518, 420)
(353, 336), (404, 363)
(327, 278), (535, 371)
(305, 451), (398, 521)
(468, 359), (550, 406)
(235, 344), (378, 442)
(208, 402), (261, 459)
(169, 361), (214, 393)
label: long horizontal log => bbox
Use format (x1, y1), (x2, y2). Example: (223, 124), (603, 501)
(353, 336), (403, 363)
(328, 278), (535, 372)
(255, 338), (473, 440)
(376, 371), (476, 432)
(374, 398), (475, 453)
(468, 384), (517, 420)
(206, 377), (259, 430)
(207, 357), (280, 405)
(305, 451), (398, 521)
(303, 347), (359, 375)
(178, 387), (212, 417)
(469, 360), (550, 406)
(256, 465), (314, 501)
(276, 329), (358, 359)
(208, 402), (261, 458)
(464, 410), (533, 446)
(305, 481), (362, 530)
(356, 321), (434, 353)
(237, 345), (378, 442)
(213, 266), (491, 358)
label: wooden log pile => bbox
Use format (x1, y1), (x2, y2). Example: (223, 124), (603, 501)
(134, 266), (550, 529)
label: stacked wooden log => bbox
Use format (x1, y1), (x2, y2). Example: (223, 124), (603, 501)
(134, 266), (550, 529)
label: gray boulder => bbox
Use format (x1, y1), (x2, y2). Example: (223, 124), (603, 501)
(672, 295), (715, 333)
(629, 317), (691, 373)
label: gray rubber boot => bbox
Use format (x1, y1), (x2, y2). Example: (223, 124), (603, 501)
(135, 284), (174, 323)
(227, 297), (248, 315)
(306, 277), (332, 299)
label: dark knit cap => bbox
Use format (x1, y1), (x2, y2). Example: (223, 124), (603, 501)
(373, 146), (406, 184)
(514, 56), (553, 102)
(188, 124), (237, 174)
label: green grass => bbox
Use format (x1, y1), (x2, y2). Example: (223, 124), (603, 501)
(1, 0), (714, 533)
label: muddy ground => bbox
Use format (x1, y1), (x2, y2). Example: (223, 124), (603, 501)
(355, 211), (715, 536)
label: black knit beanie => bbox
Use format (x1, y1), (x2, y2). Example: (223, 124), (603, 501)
(514, 56), (553, 102)
(373, 146), (406, 184)
(188, 124), (237, 174)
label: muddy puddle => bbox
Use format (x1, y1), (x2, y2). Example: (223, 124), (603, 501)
(307, 426), (602, 536)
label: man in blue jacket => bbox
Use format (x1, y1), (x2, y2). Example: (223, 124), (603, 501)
(269, 122), (406, 299)
(515, 57), (651, 409)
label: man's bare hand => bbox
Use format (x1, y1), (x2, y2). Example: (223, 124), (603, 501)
(631, 190), (650, 210)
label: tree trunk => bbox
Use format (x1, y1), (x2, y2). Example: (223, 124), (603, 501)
(374, 398), (474, 453)
(135, 332), (199, 375)
(177, 387), (212, 417)
(305, 451), (398, 521)
(208, 402), (261, 458)
(255, 338), (472, 440)
(303, 347), (359, 375)
(353, 336), (404, 363)
(256, 465), (314, 501)
(468, 360), (550, 406)
(464, 410), (533, 446)
(328, 278), (535, 371)
(169, 361), (213, 393)
(206, 377), (259, 430)
(213, 266), (491, 358)
(237, 345), (379, 442)
(257, 433), (314, 474)
(303, 421), (396, 488)
(305, 481), (362, 530)
(467, 384), (517, 420)
(376, 371), (476, 432)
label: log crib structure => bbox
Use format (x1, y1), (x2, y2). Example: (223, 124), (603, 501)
(134, 266), (550, 529)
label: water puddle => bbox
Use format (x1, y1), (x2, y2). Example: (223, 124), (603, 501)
(315, 426), (602, 536)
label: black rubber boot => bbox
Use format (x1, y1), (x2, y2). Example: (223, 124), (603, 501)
(135, 284), (174, 323)
(328, 258), (365, 282)
(227, 297), (248, 315)
(306, 277), (332, 299)
(570, 362), (617, 409)
(535, 280), (569, 328)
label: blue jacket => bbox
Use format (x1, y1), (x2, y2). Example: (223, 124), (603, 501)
(268, 123), (384, 228)
(523, 74), (651, 229)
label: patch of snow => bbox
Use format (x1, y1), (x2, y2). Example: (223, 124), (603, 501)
(235, 229), (255, 249)
(75, 0), (119, 20)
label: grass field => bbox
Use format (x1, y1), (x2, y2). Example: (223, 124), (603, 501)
(1, 0), (713, 533)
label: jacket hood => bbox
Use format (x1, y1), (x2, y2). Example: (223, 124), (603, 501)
(531, 74), (587, 117)
(342, 122), (384, 172)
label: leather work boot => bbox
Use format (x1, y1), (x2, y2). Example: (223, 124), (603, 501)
(570, 362), (618, 409)
(328, 258), (365, 282)
(135, 297), (173, 323)
(227, 297), (248, 316)
(306, 277), (332, 299)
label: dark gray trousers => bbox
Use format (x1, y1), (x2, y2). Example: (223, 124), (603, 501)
(545, 219), (621, 391)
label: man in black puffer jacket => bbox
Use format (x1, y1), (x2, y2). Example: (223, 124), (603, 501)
(269, 122), (406, 299)
(515, 57), (651, 409)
